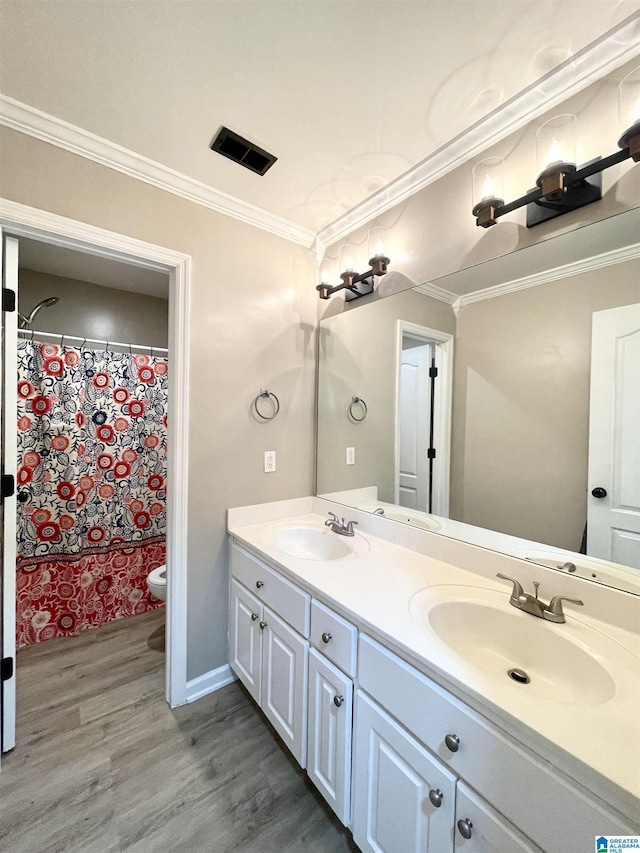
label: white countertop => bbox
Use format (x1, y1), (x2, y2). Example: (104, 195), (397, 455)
(227, 496), (640, 822)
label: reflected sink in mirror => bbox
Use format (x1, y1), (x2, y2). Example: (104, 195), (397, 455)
(409, 585), (637, 706)
(357, 502), (441, 532)
(516, 550), (640, 596)
(271, 523), (370, 561)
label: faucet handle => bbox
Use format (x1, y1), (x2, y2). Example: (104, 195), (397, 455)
(345, 520), (358, 534)
(547, 596), (584, 616)
(496, 573), (525, 601)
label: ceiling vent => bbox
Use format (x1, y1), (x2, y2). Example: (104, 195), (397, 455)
(210, 127), (277, 176)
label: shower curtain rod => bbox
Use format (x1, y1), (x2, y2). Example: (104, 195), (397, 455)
(17, 329), (168, 356)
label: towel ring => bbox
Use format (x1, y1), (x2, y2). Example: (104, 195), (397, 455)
(349, 396), (367, 422)
(253, 389), (280, 421)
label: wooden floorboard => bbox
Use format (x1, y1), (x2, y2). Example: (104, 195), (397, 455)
(0, 610), (358, 852)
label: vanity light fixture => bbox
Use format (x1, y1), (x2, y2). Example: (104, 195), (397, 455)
(472, 72), (640, 229)
(316, 230), (390, 301)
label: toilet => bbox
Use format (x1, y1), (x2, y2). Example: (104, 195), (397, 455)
(146, 564), (167, 601)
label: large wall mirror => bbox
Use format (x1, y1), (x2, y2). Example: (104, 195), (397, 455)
(317, 207), (640, 595)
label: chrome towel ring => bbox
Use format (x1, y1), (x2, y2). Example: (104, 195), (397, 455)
(253, 389), (280, 420)
(349, 396), (367, 421)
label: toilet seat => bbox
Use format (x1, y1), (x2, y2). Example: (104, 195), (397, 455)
(149, 564), (166, 584)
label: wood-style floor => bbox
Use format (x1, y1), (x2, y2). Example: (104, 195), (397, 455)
(0, 609), (358, 853)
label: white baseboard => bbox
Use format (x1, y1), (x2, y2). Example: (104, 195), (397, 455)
(185, 664), (236, 703)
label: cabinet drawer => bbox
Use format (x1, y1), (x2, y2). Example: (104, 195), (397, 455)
(359, 635), (634, 853)
(310, 599), (357, 677)
(231, 542), (310, 636)
(454, 782), (541, 852)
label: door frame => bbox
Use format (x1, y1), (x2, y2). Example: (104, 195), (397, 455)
(0, 198), (190, 708)
(394, 321), (453, 517)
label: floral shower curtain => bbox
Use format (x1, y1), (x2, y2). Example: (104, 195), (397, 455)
(16, 341), (168, 648)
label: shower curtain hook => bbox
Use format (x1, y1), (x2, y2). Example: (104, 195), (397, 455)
(150, 345), (154, 359)
(105, 341), (109, 352)
(60, 334), (65, 348)
(81, 337), (86, 350)
(30, 329), (34, 343)
(128, 342), (133, 356)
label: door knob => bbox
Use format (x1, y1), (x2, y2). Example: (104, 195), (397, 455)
(256, 580), (264, 589)
(259, 620), (268, 630)
(444, 733), (460, 752)
(251, 613), (259, 621)
(591, 487), (607, 498)
(428, 788), (443, 808)
(333, 695), (344, 707)
(321, 632), (332, 644)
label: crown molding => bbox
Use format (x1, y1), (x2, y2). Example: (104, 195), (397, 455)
(316, 14), (640, 251)
(414, 281), (458, 304)
(452, 242), (640, 315)
(0, 94), (315, 248)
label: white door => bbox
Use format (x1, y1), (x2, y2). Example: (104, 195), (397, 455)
(353, 690), (456, 853)
(588, 303), (640, 568)
(307, 648), (353, 825)
(454, 783), (540, 852)
(261, 606), (308, 767)
(229, 579), (263, 704)
(398, 340), (431, 510)
(1, 231), (18, 757)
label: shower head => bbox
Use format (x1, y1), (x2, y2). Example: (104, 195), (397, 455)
(18, 297), (60, 329)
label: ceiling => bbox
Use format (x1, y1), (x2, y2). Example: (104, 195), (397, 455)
(1, 0), (639, 244)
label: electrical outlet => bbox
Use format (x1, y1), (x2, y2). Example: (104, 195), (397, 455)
(346, 446), (355, 465)
(264, 450), (276, 473)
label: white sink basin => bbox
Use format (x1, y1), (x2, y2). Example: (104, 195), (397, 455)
(358, 503), (441, 532)
(409, 585), (635, 707)
(514, 549), (640, 596)
(272, 524), (368, 561)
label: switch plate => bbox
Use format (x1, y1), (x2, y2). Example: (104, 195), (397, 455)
(264, 450), (276, 473)
(346, 447), (355, 465)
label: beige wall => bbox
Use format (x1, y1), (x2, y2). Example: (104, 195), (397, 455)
(0, 127), (317, 681)
(318, 290), (455, 500)
(18, 268), (169, 349)
(451, 259), (640, 550)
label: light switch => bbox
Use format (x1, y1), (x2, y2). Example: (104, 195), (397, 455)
(346, 447), (355, 465)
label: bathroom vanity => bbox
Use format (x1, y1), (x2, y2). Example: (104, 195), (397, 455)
(227, 497), (640, 853)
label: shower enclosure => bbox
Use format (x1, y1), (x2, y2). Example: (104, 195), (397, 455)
(16, 339), (168, 647)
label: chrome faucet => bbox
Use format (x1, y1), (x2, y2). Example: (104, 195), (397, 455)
(325, 512), (358, 537)
(373, 507), (385, 516)
(496, 573), (584, 623)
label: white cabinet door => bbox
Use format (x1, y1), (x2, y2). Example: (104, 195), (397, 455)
(454, 783), (540, 853)
(307, 648), (353, 826)
(353, 690), (456, 853)
(262, 606), (309, 767)
(229, 579), (263, 704)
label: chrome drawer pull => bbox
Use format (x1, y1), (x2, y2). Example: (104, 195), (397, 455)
(333, 695), (344, 708)
(321, 632), (332, 644)
(445, 733), (460, 752)
(457, 818), (473, 839)
(256, 580), (264, 589)
(428, 788), (443, 808)
(259, 620), (268, 630)
(251, 613), (259, 621)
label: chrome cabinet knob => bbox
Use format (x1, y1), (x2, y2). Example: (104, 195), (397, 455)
(321, 632), (332, 644)
(428, 788), (443, 808)
(444, 733), (460, 752)
(250, 612), (259, 621)
(457, 818), (473, 839)
(333, 695), (344, 708)
(256, 580), (264, 589)
(259, 620), (268, 630)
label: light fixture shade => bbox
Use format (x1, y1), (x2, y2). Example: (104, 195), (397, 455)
(618, 66), (640, 147)
(367, 226), (390, 261)
(536, 114), (577, 173)
(472, 157), (505, 208)
(339, 243), (359, 273)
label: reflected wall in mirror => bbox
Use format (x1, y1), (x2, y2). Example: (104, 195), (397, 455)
(317, 208), (640, 595)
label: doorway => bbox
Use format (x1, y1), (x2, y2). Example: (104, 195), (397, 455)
(1, 199), (191, 760)
(395, 321), (453, 518)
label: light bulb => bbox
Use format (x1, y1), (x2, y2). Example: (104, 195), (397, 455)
(321, 268), (329, 283)
(375, 239), (385, 257)
(345, 256), (354, 272)
(547, 137), (563, 165)
(481, 174), (495, 199)
(634, 95), (640, 124)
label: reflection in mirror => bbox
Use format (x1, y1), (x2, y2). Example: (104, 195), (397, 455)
(317, 208), (640, 595)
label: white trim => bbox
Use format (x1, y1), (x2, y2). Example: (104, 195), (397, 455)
(394, 321), (452, 518)
(0, 95), (315, 249)
(186, 664), (237, 703)
(414, 281), (458, 305)
(316, 15), (640, 249)
(0, 198), (190, 708)
(453, 242), (640, 315)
